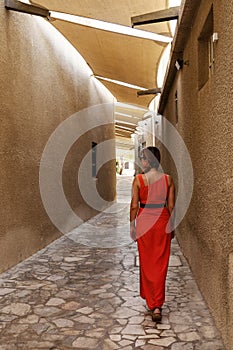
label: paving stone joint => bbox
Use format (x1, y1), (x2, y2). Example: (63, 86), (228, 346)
(0, 177), (225, 349)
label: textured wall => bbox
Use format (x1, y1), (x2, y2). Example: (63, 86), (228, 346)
(161, 0), (233, 349)
(0, 2), (116, 272)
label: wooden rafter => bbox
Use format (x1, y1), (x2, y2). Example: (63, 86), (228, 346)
(137, 88), (161, 96)
(131, 6), (179, 27)
(4, 0), (50, 18)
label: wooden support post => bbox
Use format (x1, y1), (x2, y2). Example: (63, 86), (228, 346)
(131, 6), (179, 27)
(4, 0), (50, 18)
(137, 88), (161, 96)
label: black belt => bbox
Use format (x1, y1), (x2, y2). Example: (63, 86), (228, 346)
(140, 203), (166, 208)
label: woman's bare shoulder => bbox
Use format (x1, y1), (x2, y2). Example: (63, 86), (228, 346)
(133, 174), (141, 188)
(164, 174), (174, 186)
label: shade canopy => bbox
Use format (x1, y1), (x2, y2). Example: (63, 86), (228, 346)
(31, 0), (175, 136)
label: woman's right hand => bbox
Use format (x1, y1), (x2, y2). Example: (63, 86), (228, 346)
(130, 226), (137, 242)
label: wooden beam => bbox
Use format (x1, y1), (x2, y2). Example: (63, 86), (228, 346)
(4, 0), (50, 18)
(115, 121), (137, 128)
(115, 131), (132, 139)
(115, 125), (135, 132)
(137, 88), (161, 96)
(131, 6), (179, 27)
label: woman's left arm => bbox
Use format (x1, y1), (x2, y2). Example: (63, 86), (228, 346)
(167, 175), (175, 238)
(130, 177), (139, 241)
(167, 175), (175, 215)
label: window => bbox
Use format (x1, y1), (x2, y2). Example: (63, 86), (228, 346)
(92, 142), (97, 177)
(198, 7), (214, 89)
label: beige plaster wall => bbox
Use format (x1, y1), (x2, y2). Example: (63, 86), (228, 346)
(161, 0), (233, 348)
(0, 2), (116, 272)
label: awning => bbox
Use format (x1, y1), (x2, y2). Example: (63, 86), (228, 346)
(29, 0), (176, 138)
(51, 19), (167, 106)
(31, 0), (172, 108)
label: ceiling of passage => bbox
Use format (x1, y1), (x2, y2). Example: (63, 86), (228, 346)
(114, 102), (148, 138)
(31, 0), (175, 137)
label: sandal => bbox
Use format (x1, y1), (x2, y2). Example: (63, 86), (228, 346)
(152, 307), (162, 322)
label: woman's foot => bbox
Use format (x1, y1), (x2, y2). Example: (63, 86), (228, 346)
(152, 307), (162, 322)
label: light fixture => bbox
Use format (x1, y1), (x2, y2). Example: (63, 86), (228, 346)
(212, 32), (218, 42)
(175, 58), (189, 70)
(175, 58), (183, 70)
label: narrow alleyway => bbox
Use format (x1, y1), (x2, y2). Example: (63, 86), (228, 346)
(0, 176), (224, 350)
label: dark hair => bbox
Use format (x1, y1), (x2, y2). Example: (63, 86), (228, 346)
(142, 146), (161, 170)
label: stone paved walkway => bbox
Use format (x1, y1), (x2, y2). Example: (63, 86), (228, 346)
(0, 176), (225, 349)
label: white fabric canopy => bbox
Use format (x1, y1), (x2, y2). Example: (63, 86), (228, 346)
(31, 0), (174, 135)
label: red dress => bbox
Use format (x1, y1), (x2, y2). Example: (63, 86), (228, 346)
(136, 173), (172, 310)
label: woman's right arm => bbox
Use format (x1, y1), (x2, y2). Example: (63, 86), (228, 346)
(130, 177), (139, 241)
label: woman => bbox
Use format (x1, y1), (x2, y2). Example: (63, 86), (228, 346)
(130, 146), (175, 322)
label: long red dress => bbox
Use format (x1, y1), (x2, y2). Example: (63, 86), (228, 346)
(136, 173), (172, 310)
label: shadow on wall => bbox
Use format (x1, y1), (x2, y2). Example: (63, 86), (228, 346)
(0, 5), (115, 272)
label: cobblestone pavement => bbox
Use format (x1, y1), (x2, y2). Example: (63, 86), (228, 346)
(0, 176), (225, 349)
